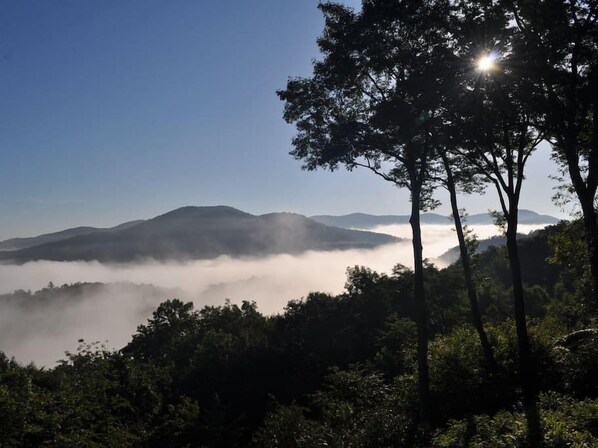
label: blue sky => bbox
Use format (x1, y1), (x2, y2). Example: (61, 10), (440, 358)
(0, 0), (566, 239)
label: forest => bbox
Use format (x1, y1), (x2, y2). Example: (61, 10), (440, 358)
(2, 0), (598, 446)
(0, 222), (596, 447)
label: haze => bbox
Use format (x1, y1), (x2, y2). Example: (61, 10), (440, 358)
(0, 223), (547, 366)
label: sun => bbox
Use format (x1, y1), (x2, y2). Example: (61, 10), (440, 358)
(477, 54), (496, 72)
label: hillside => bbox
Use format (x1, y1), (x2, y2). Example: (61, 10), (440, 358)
(0, 220), (145, 251)
(436, 232), (542, 265)
(0, 206), (399, 263)
(0, 222), (595, 447)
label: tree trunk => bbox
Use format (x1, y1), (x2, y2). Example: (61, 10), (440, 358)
(409, 182), (432, 431)
(579, 192), (598, 306)
(562, 136), (598, 304)
(442, 161), (497, 374)
(505, 207), (541, 444)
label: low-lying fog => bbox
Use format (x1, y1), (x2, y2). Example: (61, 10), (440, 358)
(0, 223), (547, 366)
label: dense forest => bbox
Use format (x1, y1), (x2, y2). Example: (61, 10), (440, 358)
(2, 0), (598, 446)
(0, 221), (597, 447)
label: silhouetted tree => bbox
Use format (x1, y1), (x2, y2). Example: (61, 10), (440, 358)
(451, 8), (544, 441)
(435, 148), (498, 373)
(506, 0), (598, 303)
(278, 0), (456, 430)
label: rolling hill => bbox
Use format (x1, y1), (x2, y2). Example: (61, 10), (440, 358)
(0, 220), (144, 251)
(0, 206), (399, 263)
(310, 210), (559, 229)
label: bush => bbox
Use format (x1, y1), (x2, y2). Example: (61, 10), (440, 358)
(433, 393), (598, 447)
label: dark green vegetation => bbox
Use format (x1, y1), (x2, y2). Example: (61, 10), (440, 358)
(2, 0), (596, 445)
(1, 222), (597, 447)
(278, 0), (598, 443)
(438, 232), (531, 265)
(0, 206), (398, 263)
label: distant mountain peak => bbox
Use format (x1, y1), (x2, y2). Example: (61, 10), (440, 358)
(0, 206), (399, 263)
(310, 210), (560, 229)
(155, 205), (252, 219)
(0, 220), (144, 252)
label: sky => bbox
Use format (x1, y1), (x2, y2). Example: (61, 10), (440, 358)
(0, 0), (570, 241)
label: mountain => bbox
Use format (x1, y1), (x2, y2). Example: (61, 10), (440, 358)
(310, 213), (450, 228)
(436, 234), (509, 265)
(0, 206), (399, 263)
(435, 227), (548, 265)
(471, 224), (565, 290)
(465, 210), (560, 225)
(0, 220), (145, 251)
(310, 210), (559, 229)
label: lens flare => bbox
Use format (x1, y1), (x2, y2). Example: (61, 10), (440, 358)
(477, 54), (496, 72)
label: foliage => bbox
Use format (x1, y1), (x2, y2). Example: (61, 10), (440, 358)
(1, 0), (597, 442)
(553, 329), (598, 398)
(0, 232), (597, 447)
(433, 393), (598, 448)
(253, 368), (417, 448)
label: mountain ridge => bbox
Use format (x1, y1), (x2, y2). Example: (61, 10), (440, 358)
(0, 206), (399, 264)
(0, 220), (145, 252)
(310, 209), (560, 229)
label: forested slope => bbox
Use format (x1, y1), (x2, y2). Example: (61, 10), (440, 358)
(0, 221), (596, 447)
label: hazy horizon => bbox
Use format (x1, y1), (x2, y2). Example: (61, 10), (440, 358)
(0, 222), (548, 366)
(0, 0), (578, 368)
(0, 202), (565, 242)
(0, 1), (571, 242)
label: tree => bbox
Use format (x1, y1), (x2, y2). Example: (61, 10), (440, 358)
(122, 299), (199, 363)
(436, 149), (498, 373)
(506, 0), (598, 304)
(451, 7), (544, 441)
(278, 0), (455, 429)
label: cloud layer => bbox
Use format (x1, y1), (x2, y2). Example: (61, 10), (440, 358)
(0, 224), (547, 366)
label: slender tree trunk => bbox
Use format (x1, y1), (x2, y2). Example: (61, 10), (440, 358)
(578, 191), (598, 305)
(580, 70), (598, 305)
(505, 210), (533, 396)
(505, 206), (541, 443)
(409, 182), (432, 431)
(442, 155), (497, 373)
(563, 136), (598, 304)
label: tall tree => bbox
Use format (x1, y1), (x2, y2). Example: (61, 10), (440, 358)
(428, 86), (498, 370)
(506, 0), (598, 303)
(452, 14), (544, 439)
(278, 0), (454, 430)
(436, 149), (498, 373)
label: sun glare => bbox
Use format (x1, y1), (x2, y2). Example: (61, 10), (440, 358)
(477, 54), (496, 72)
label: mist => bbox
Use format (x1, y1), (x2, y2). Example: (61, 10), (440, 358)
(0, 223), (548, 366)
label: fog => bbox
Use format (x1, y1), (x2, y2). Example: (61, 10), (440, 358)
(367, 223), (548, 255)
(0, 223), (547, 366)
